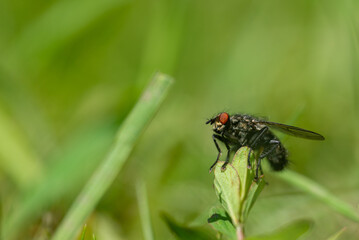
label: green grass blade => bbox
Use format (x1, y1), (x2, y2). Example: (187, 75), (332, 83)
(80, 225), (87, 240)
(327, 227), (346, 240)
(136, 181), (154, 240)
(274, 170), (359, 222)
(52, 72), (173, 240)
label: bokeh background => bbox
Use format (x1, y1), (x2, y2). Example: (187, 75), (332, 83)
(0, 0), (359, 239)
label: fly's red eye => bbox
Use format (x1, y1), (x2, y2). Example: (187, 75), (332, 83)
(219, 112), (229, 124)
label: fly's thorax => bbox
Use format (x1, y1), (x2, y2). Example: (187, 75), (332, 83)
(220, 116), (253, 144)
(230, 115), (257, 133)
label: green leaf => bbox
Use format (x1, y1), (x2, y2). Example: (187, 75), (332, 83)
(208, 206), (236, 239)
(241, 178), (265, 221)
(231, 147), (254, 200)
(247, 219), (312, 240)
(327, 227), (346, 240)
(213, 161), (241, 226)
(213, 146), (266, 234)
(229, 147), (266, 222)
(162, 213), (216, 240)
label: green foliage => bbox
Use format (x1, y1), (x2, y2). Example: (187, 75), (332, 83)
(213, 162), (241, 227)
(327, 227), (346, 240)
(241, 176), (265, 222)
(136, 181), (154, 240)
(0, 0), (359, 239)
(51, 73), (173, 240)
(207, 207), (236, 239)
(274, 170), (359, 222)
(162, 213), (216, 240)
(0, 107), (43, 189)
(3, 123), (115, 239)
(80, 225), (87, 240)
(78, 224), (97, 240)
(210, 147), (265, 239)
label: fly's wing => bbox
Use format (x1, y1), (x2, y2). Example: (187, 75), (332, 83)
(256, 121), (325, 140)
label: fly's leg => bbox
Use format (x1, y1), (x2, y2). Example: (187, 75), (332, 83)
(260, 140), (280, 159)
(247, 148), (252, 169)
(209, 134), (230, 173)
(247, 127), (269, 180)
(256, 139), (280, 178)
(209, 135), (221, 173)
(256, 157), (262, 180)
(241, 133), (251, 169)
(220, 138), (231, 171)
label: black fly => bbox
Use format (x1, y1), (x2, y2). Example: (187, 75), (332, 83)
(206, 112), (325, 179)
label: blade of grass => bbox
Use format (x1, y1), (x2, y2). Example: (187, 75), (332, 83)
(327, 227), (346, 240)
(80, 225), (87, 240)
(52, 72), (173, 240)
(274, 170), (359, 222)
(136, 181), (154, 240)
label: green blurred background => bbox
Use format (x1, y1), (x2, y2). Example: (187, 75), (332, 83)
(0, 0), (359, 239)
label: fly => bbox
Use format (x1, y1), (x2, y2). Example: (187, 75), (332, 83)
(206, 112), (325, 179)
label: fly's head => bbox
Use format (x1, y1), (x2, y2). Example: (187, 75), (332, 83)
(206, 112), (230, 134)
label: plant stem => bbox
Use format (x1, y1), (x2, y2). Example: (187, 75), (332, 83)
(236, 224), (244, 240)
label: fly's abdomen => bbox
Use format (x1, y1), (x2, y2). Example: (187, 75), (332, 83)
(266, 143), (288, 171)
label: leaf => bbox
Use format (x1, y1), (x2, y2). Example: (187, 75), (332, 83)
(231, 147), (254, 200)
(162, 213), (216, 240)
(241, 178), (265, 221)
(213, 161), (241, 226)
(327, 227), (346, 240)
(231, 147), (265, 222)
(247, 219), (312, 240)
(208, 206), (236, 239)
